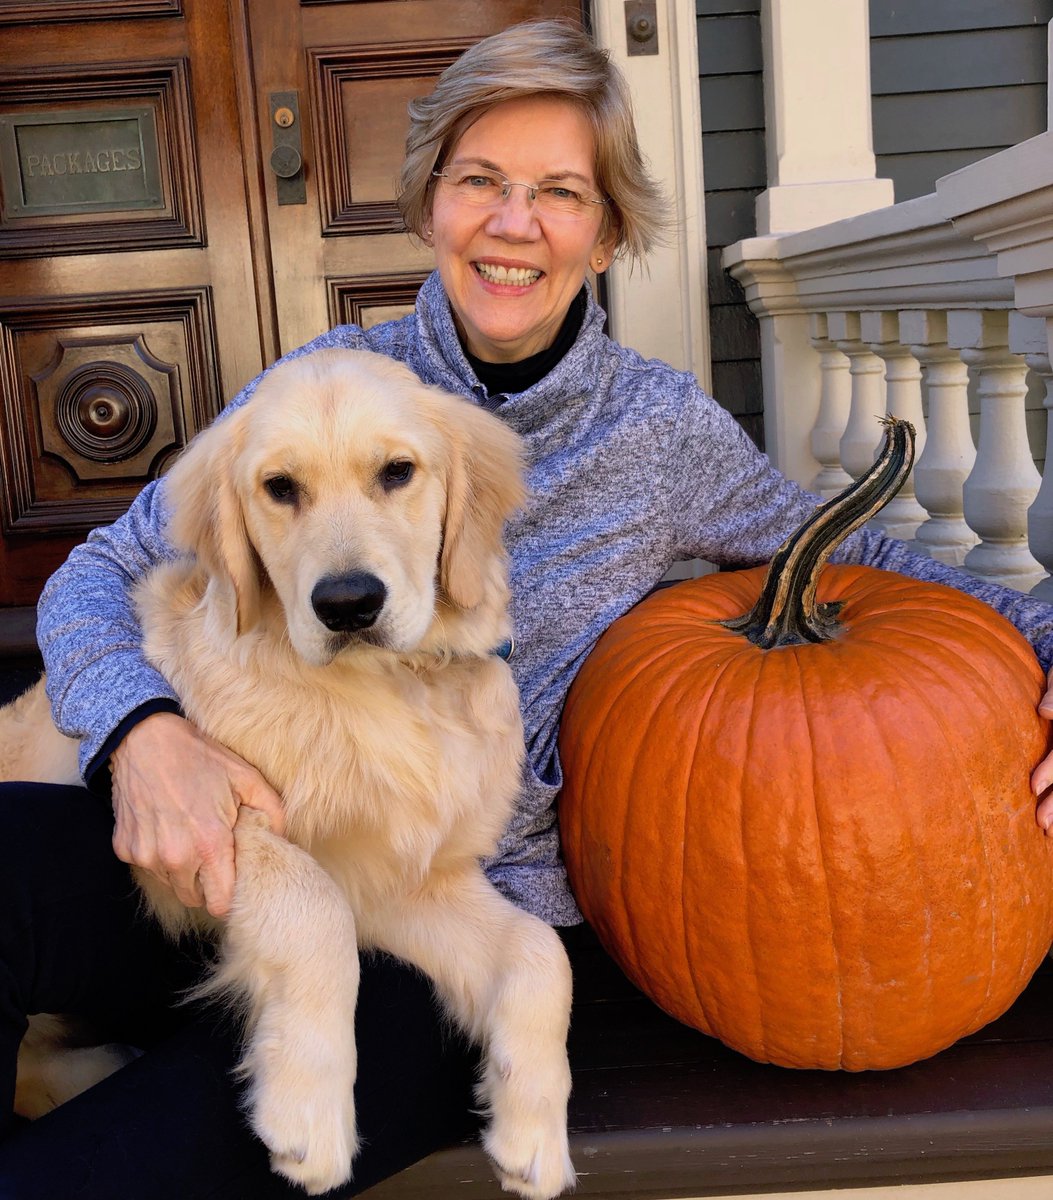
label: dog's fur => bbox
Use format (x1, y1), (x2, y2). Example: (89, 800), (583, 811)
(0, 349), (575, 1198)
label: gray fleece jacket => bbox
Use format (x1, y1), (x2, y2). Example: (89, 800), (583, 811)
(37, 271), (1053, 925)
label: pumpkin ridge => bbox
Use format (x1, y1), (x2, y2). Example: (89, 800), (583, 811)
(599, 637), (747, 1000)
(791, 646), (845, 1067)
(840, 585), (1037, 652)
(714, 648), (772, 1051)
(802, 642), (939, 1067)
(860, 624), (1053, 1041)
(634, 642), (760, 1035)
(850, 620), (1043, 714)
(824, 573), (1048, 687)
(916, 648), (999, 1036)
(676, 652), (743, 1036)
(736, 649), (787, 1063)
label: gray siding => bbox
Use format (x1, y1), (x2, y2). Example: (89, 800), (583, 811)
(697, 0), (764, 447)
(870, 0), (1051, 201)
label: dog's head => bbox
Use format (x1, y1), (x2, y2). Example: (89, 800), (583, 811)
(161, 348), (526, 665)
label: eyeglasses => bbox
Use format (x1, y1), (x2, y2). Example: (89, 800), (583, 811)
(431, 168), (607, 219)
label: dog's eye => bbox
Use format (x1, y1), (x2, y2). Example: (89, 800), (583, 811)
(381, 460), (414, 490)
(265, 475), (298, 504)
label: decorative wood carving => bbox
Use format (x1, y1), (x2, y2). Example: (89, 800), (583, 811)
(0, 0), (181, 24)
(326, 271), (427, 330)
(309, 39), (474, 237)
(37, 336), (169, 475)
(0, 59), (202, 258)
(0, 287), (220, 535)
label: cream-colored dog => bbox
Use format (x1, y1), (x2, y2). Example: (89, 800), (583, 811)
(1, 349), (575, 1199)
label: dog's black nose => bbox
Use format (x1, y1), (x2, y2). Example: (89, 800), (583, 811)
(311, 573), (387, 633)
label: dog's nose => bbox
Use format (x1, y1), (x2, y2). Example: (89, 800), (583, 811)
(311, 573), (387, 633)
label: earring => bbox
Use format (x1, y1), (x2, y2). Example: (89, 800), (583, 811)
(595, 257), (604, 267)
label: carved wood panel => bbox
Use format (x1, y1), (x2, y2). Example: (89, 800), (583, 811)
(309, 39), (474, 236)
(0, 2), (267, 618)
(0, 0), (181, 22)
(0, 287), (220, 535)
(327, 271), (428, 329)
(0, 58), (203, 258)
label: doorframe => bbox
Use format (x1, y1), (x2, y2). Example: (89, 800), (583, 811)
(590, 0), (711, 390)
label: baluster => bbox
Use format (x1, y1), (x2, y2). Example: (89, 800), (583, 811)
(899, 310), (977, 566)
(807, 313), (853, 497)
(948, 310), (1044, 591)
(827, 311), (887, 481)
(1011, 312), (1053, 601)
(861, 312), (927, 539)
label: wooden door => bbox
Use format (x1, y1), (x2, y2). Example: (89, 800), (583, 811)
(0, 0), (581, 655)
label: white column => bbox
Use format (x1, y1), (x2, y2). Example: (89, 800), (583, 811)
(900, 310), (977, 566)
(807, 313), (853, 497)
(949, 310), (1044, 591)
(861, 311), (927, 540)
(591, 0), (710, 386)
(756, 0), (894, 234)
(1011, 311), (1053, 601)
(827, 311), (887, 481)
(721, 251), (823, 487)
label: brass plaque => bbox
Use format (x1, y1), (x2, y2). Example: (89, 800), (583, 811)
(0, 107), (164, 218)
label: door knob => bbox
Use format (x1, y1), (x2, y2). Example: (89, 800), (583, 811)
(269, 144), (302, 178)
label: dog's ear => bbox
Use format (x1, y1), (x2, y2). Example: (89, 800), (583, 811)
(438, 397), (527, 611)
(161, 409), (262, 635)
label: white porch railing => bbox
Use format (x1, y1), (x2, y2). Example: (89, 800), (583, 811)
(722, 129), (1053, 603)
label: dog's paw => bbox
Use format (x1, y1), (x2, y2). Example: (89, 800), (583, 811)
(254, 1085), (359, 1196)
(484, 1113), (576, 1200)
(247, 1036), (359, 1196)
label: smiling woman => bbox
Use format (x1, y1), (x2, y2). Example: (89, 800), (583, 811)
(426, 95), (613, 362)
(10, 16), (1053, 1200)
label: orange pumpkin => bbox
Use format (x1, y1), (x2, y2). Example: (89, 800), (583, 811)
(559, 420), (1053, 1070)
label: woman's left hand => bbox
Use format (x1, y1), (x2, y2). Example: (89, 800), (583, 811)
(1031, 668), (1053, 830)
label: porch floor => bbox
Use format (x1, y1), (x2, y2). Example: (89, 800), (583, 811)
(363, 925), (1053, 1199)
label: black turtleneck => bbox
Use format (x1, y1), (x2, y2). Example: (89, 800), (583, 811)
(465, 287), (588, 401)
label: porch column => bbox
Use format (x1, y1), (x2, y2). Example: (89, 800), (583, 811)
(756, 0), (894, 234)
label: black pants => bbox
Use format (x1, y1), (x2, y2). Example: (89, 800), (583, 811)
(0, 783), (487, 1199)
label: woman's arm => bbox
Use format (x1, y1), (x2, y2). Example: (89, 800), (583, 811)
(37, 477), (180, 774)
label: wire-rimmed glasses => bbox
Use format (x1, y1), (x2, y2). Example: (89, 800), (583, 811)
(431, 168), (608, 219)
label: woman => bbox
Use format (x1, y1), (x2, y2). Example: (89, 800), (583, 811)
(4, 19), (1053, 1198)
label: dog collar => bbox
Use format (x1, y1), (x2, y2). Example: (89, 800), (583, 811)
(492, 637), (515, 661)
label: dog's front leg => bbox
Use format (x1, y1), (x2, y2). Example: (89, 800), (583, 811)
(362, 868), (575, 1200)
(215, 809), (360, 1196)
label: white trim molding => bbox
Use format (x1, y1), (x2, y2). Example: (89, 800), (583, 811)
(590, 0), (711, 390)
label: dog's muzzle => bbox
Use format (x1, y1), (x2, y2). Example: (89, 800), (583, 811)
(311, 572), (387, 633)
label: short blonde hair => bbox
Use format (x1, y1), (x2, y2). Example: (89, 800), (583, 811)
(398, 19), (669, 266)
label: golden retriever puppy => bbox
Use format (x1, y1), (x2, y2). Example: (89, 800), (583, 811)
(2, 349), (575, 1199)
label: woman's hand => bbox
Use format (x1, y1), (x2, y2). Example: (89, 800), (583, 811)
(1032, 670), (1053, 832)
(109, 711), (285, 919)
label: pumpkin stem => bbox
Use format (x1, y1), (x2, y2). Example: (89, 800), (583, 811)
(722, 416), (916, 649)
